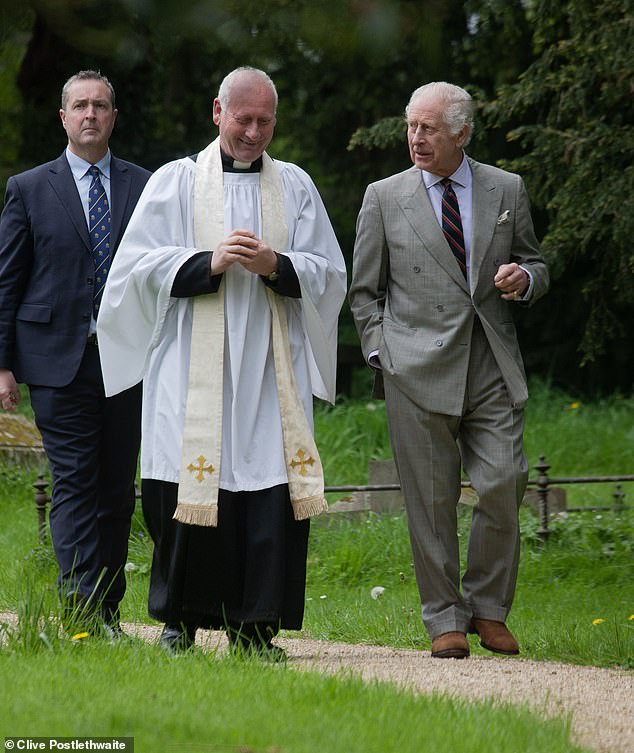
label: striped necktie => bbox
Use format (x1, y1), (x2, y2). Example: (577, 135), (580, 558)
(440, 178), (466, 279)
(87, 165), (111, 318)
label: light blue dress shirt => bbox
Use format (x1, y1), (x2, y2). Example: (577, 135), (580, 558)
(65, 148), (112, 226)
(65, 148), (112, 331)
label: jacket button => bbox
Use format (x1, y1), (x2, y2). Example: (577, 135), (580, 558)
(413, 266), (420, 273)
(436, 304), (444, 312)
(435, 339), (443, 347)
(87, 278), (93, 285)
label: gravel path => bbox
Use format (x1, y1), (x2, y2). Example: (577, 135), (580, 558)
(2, 613), (631, 753)
(128, 623), (632, 753)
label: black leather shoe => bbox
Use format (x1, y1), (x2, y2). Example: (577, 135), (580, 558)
(226, 627), (286, 662)
(159, 623), (197, 653)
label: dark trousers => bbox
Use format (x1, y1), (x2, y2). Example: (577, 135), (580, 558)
(29, 341), (141, 620)
(142, 480), (310, 632)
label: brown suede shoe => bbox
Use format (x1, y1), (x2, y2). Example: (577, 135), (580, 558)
(431, 631), (470, 659)
(470, 619), (520, 655)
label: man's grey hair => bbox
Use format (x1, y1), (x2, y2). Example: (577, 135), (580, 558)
(217, 67), (278, 110)
(61, 70), (116, 110)
(406, 81), (474, 145)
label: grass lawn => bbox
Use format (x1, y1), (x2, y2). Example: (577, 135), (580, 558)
(0, 641), (592, 753)
(0, 382), (631, 751)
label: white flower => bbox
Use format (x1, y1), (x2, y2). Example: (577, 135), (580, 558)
(124, 562), (137, 572)
(371, 586), (385, 600)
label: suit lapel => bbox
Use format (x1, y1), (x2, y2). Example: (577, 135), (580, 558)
(396, 167), (469, 291)
(469, 158), (503, 293)
(47, 153), (92, 253)
(109, 156), (131, 250)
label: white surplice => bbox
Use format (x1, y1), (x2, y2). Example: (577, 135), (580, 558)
(97, 153), (346, 492)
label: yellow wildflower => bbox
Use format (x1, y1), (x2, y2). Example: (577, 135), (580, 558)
(569, 402), (581, 410)
(591, 619), (604, 626)
(71, 632), (89, 641)
(628, 615), (634, 621)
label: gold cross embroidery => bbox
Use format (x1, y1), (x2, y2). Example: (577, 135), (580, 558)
(187, 455), (215, 482)
(289, 448), (315, 477)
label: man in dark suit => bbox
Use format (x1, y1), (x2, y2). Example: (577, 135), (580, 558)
(0, 70), (150, 636)
(350, 82), (549, 659)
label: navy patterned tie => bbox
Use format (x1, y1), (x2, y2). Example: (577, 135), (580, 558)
(440, 178), (466, 279)
(87, 165), (111, 318)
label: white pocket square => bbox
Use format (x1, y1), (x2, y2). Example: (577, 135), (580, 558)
(497, 210), (510, 225)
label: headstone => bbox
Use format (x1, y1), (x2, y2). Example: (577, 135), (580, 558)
(0, 414), (45, 468)
(522, 487), (567, 516)
(361, 459), (477, 512)
(329, 459), (562, 517)
(365, 458), (404, 512)
(327, 496), (371, 514)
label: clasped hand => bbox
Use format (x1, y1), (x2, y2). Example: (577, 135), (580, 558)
(494, 263), (529, 301)
(210, 229), (277, 277)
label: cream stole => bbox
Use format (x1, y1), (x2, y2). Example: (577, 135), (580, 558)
(174, 138), (328, 527)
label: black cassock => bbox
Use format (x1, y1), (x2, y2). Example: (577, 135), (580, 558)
(141, 480), (310, 635)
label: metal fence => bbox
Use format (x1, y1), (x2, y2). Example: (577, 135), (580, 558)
(31, 454), (632, 543)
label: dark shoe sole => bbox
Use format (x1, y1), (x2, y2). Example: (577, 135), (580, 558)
(431, 648), (469, 659)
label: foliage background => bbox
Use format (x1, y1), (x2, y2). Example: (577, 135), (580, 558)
(0, 0), (632, 395)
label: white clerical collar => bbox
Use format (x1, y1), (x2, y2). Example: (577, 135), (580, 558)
(220, 148), (262, 173)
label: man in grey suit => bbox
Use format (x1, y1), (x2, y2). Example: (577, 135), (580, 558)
(349, 81), (549, 659)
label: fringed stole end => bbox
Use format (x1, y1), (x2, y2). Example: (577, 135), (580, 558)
(291, 494), (328, 521)
(173, 502), (219, 528)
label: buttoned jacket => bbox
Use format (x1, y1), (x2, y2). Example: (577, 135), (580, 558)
(0, 152), (150, 386)
(349, 157), (549, 414)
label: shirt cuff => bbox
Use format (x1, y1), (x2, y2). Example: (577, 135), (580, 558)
(518, 266), (534, 301)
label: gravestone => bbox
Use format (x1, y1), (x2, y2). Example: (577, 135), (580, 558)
(522, 487), (567, 516)
(0, 413), (45, 468)
(343, 459), (559, 514)
(359, 459), (478, 512)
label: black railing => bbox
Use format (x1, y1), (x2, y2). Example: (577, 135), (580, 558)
(31, 454), (632, 543)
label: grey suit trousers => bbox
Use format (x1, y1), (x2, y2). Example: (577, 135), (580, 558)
(384, 318), (528, 638)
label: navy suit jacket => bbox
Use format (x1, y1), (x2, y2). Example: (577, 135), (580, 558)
(0, 152), (151, 387)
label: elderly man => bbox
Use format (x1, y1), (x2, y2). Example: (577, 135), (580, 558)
(349, 81), (549, 658)
(0, 71), (150, 636)
(98, 67), (346, 658)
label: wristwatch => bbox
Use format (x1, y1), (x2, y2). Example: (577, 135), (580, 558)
(267, 253), (280, 282)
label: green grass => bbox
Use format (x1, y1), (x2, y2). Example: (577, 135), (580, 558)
(0, 381), (631, 751)
(0, 641), (590, 753)
(304, 507), (633, 668)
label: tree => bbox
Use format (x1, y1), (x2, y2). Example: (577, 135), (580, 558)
(349, 0), (634, 394)
(487, 0), (634, 391)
